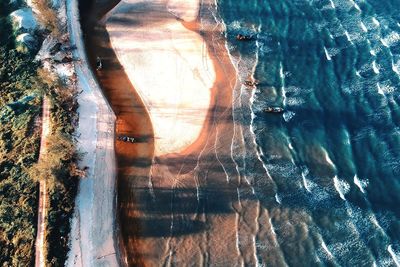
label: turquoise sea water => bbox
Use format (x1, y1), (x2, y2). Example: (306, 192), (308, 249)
(217, 0), (400, 265)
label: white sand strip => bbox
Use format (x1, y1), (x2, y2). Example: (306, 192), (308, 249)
(106, 0), (216, 156)
(64, 0), (119, 266)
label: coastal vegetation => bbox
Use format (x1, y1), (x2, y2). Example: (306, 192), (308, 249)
(0, 3), (40, 265)
(33, 70), (80, 266)
(0, 0), (79, 265)
(32, 0), (60, 36)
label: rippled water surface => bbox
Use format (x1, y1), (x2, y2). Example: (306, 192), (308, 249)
(218, 0), (400, 265)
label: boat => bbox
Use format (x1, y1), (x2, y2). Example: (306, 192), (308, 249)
(236, 34), (254, 41)
(264, 107), (284, 113)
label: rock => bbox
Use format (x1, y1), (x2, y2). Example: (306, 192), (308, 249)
(10, 8), (38, 33)
(16, 33), (38, 51)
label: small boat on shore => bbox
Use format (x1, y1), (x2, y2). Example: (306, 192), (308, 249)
(236, 34), (254, 41)
(117, 135), (136, 143)
(264, 106), (284, 113)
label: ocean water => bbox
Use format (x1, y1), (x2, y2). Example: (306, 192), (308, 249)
(215, 0), (400, 265)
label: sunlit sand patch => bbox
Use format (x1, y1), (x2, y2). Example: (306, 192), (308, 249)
(106, 0), (215, 156)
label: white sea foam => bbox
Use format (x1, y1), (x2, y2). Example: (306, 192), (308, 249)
(258, 43), (273, 55)
(229, 20), (242, 30)
(286, 97), (305, 107)
(329, 0), (335, 9)
(275, 193), (281, 204)
(302, 169), (312, 193)
(314, 21), (329, 33)
(333, 176), (350, 200)
(288, 143), (293, 150)
(384, 32), (400, 46)
(372, 17), (380, 27)
(324, 150), (335, 168)
(360, 22), (368, 32)
(353, 175), (368, 193)
(370, 49), (376, 56)
(279, 63), (284, 79)
(376, 83), (385, 95)
(284, 85), (312, 95)
(377, 82), (395, 95)
(357, 62), (373, 76)
(393, 61), (400, 75)
(372, 60), (380, 74)
(345, 31), (353, 44)
(328, 47), (341, 58)
(370, 214), (385, 233)
(388, 245), (400, 267)
(354, 3), (361, 12)
(324, 46), (332, 60)
(283, 111), (295, 122)
(381, 38), (389, 48)
(321, 239), (334, 258)
(267, 218), (281, 253)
